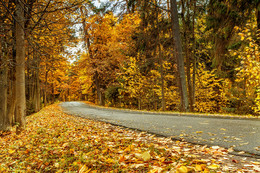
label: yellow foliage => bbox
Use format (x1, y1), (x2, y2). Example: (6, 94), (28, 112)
(229, 21), (260, 115)
(194, 63), (227, 113)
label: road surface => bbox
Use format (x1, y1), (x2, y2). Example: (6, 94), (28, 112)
(60, 101), (260, 157)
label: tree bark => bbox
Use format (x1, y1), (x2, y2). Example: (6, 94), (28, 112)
(256, 2), (260, 45)
(94, 72), (102, 105)
(170, 0), (189, 112)
(15, 0), (26, 133)
(44, 69), (49, 106)
(257, 3), (260, 31)
(0, 53), (9, 131)
(33, 52), (41, 112)
(191, 0), (196, 109)
(159, 44), (166, 111)
(0, 12), (11, 130)
(155, 1), (166, 111)
(8, 18), (17, 126)
(181, 0), (196, 112)
(8, 65), (16, 127)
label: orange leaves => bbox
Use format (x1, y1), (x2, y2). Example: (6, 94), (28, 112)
(0, 104), (259, 172)
(74, 12), (142, 103)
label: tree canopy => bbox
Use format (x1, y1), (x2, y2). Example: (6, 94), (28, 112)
(0, 0), (259, 131)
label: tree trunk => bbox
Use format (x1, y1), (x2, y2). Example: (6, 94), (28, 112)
(192, 55), (196, 106)
(0, 13), (11, 130)
(170, 0), (189, 112)
(44, 71), (48, 106)
(95, 72), (102, 105)
(15, 0), (26, 133)
(8, 18), (17, 126)
(8, 66), (16, 127)
(167, 0), (171, 19)
(180, 0), (195, 112)
(7, 21), (17, 127)
(256, 1), (260, 31)
(138, 97), (141, 110)
(191, 0), (196, 109)
(155, 1), (166, 111)
(214, 37), (229, 72)
(256, 2), (260, 45)
(159, 45), (166, 111)
(186, 51), (193, 111)
(0, 55), (10, 131)
(33, 52), (41, 112)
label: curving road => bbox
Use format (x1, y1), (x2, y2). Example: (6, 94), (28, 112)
(60, 101), (260, 157)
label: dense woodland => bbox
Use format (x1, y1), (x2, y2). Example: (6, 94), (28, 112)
(0, 0), (259, 131)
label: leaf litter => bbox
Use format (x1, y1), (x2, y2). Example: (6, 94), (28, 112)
(0, 104), (259, 172)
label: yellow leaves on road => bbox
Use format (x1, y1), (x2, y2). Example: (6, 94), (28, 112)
(0, 104), (258, 172)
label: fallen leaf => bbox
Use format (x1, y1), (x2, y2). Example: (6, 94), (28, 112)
(176, 166), (188, 173)
(141, 151), (151, 161)
(195, 165), (202, 171)
(8, 149), (15, 154)
(232, 159), (239, 163)
(208, 164), (220, 170)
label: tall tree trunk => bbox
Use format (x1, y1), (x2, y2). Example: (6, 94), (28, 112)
(0, 49), (10, 131)
(181, 0), (195, 112)
(0, 12), (11, 130)
(155, 1), (166, 111)
(170, 0), (189, 112)
(191, 0), (196, 109)
(27, 46), (33, 103)
(34, 75), (41, 111)
(159, 44), (166, 111)
(33, 52), (40, 112)
(256, 2), (260, 45)
(15, 0), (26, 133)
(8, 19), (17, 126)
(80, 8), (103, 105)
(8, 65), (16, 127)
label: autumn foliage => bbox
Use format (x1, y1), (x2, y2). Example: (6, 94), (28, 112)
(0, 104), (259, 172)
(69, 1), (260, 116)
(1, 1), (260, 132)
(1, 1), (260, 172)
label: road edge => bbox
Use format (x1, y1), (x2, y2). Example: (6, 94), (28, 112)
(59, 103), (260, 159)
(80, 101), (260, 121)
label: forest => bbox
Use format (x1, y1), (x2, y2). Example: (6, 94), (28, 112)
(1, 0), (260, 172)
(0, 0), (260, 132)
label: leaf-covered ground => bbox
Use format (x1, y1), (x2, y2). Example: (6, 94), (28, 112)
(0, 104), (259, 172)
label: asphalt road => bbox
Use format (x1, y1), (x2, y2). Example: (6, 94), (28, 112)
(60, 101), (260, 157)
